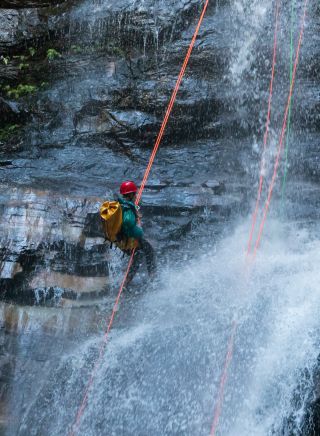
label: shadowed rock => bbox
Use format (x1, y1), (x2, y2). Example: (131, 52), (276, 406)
(1, 0), (68, 6)
(0, 97), (29, 124)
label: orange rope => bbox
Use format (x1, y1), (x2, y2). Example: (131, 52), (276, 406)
(210, 321), (237, 436)
(136, 0), (210, 205)
(253, 0), (308, 255)
(210, 0), (308, 433)
(69, 251), (135, 436)
(247, 0), (280, 255)
(70, 1), (210, 434)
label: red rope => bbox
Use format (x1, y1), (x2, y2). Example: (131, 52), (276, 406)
(253, 0), (308, 255)
(210, 321), (237, 436)
(70, 1), (210, 434)
(209, 0), (308, 432)
(210, 1), (281, 428)
(69, 250), (135, 436)
(247, 0), (280, 255)
(136, 0), (210, 205)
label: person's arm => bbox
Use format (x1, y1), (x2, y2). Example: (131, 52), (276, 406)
(122, 209), (144, 239)
(130, 224), (144, 240)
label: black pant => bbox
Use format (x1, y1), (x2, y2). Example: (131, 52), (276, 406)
(126, 238), (156, 285)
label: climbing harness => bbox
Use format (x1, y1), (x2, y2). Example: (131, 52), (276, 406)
(69, 1), (210, 434)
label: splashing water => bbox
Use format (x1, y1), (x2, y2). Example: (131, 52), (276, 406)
(3, 213), (319, 435)
(1, 0), (319, 434)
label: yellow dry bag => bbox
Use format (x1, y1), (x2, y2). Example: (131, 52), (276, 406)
(99, 201), (122, 242)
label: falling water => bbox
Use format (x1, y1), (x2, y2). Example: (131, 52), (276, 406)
(1, 0), (319, 435)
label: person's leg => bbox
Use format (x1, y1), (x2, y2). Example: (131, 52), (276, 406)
(125, 248), (144, 286)
(140, 239), (156, 276)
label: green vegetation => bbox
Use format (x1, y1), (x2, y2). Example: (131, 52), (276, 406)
(1, 51), (35, 73)
(71, 45), (82, 54)
(18, 63), (30, 70)
(13, 54), (27, 61)
(4, 84), (37, 99)
(29, 47), (36, 57)
(1, 56), (10, 65)
(0, 46), (54, 103)
(46, 48), (61, 61)
(107, 43), (125, 57)
(68, 41), (126, 57)
(0, 124), (20, 141)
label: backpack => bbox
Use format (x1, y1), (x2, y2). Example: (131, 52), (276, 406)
(99, 201), (122, 243)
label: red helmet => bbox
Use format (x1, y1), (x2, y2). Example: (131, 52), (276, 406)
(120, 180), (138, 195)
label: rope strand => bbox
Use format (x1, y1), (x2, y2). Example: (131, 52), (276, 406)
(210, 0), (308, 433)
(254, 0), (308, 255)
(281, 0), (297, 208)
(69, 2), (210, 434)
(247, 0), (280, 255)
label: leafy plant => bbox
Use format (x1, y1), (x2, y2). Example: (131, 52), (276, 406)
(46, 48), (61, 61)
(71, 45), (82, 54)
(1, 56), (10, 65)
(29, 47), (36, 57)
(5, 84), (37, 99)
(19, 63), (30, 70)
(108, 44), (125, 57)
(13, 55), (26, 61)
(0, 124), (20, 141)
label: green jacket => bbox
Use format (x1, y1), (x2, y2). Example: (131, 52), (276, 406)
(119, 198), (144, 240)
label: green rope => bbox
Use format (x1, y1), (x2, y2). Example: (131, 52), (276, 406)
(281, 0), (296, 208)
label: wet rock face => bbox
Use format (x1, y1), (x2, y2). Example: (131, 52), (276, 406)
(0, 0), (252, 306)
(0, 0), (230, 151)
(63, 0), (205, 48)
(0, 2), (320, 435)
(0, 171), (240, 305)
(0, 185), (110, 304)
(0, 97), (29, 124)
(0, 0), (316, 309)
(0, 0), (208, 54)
(0, 8), (47, 53)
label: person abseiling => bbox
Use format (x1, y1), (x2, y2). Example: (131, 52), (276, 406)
(117, 180), (156, 286)
(100, 180), (156, 287)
